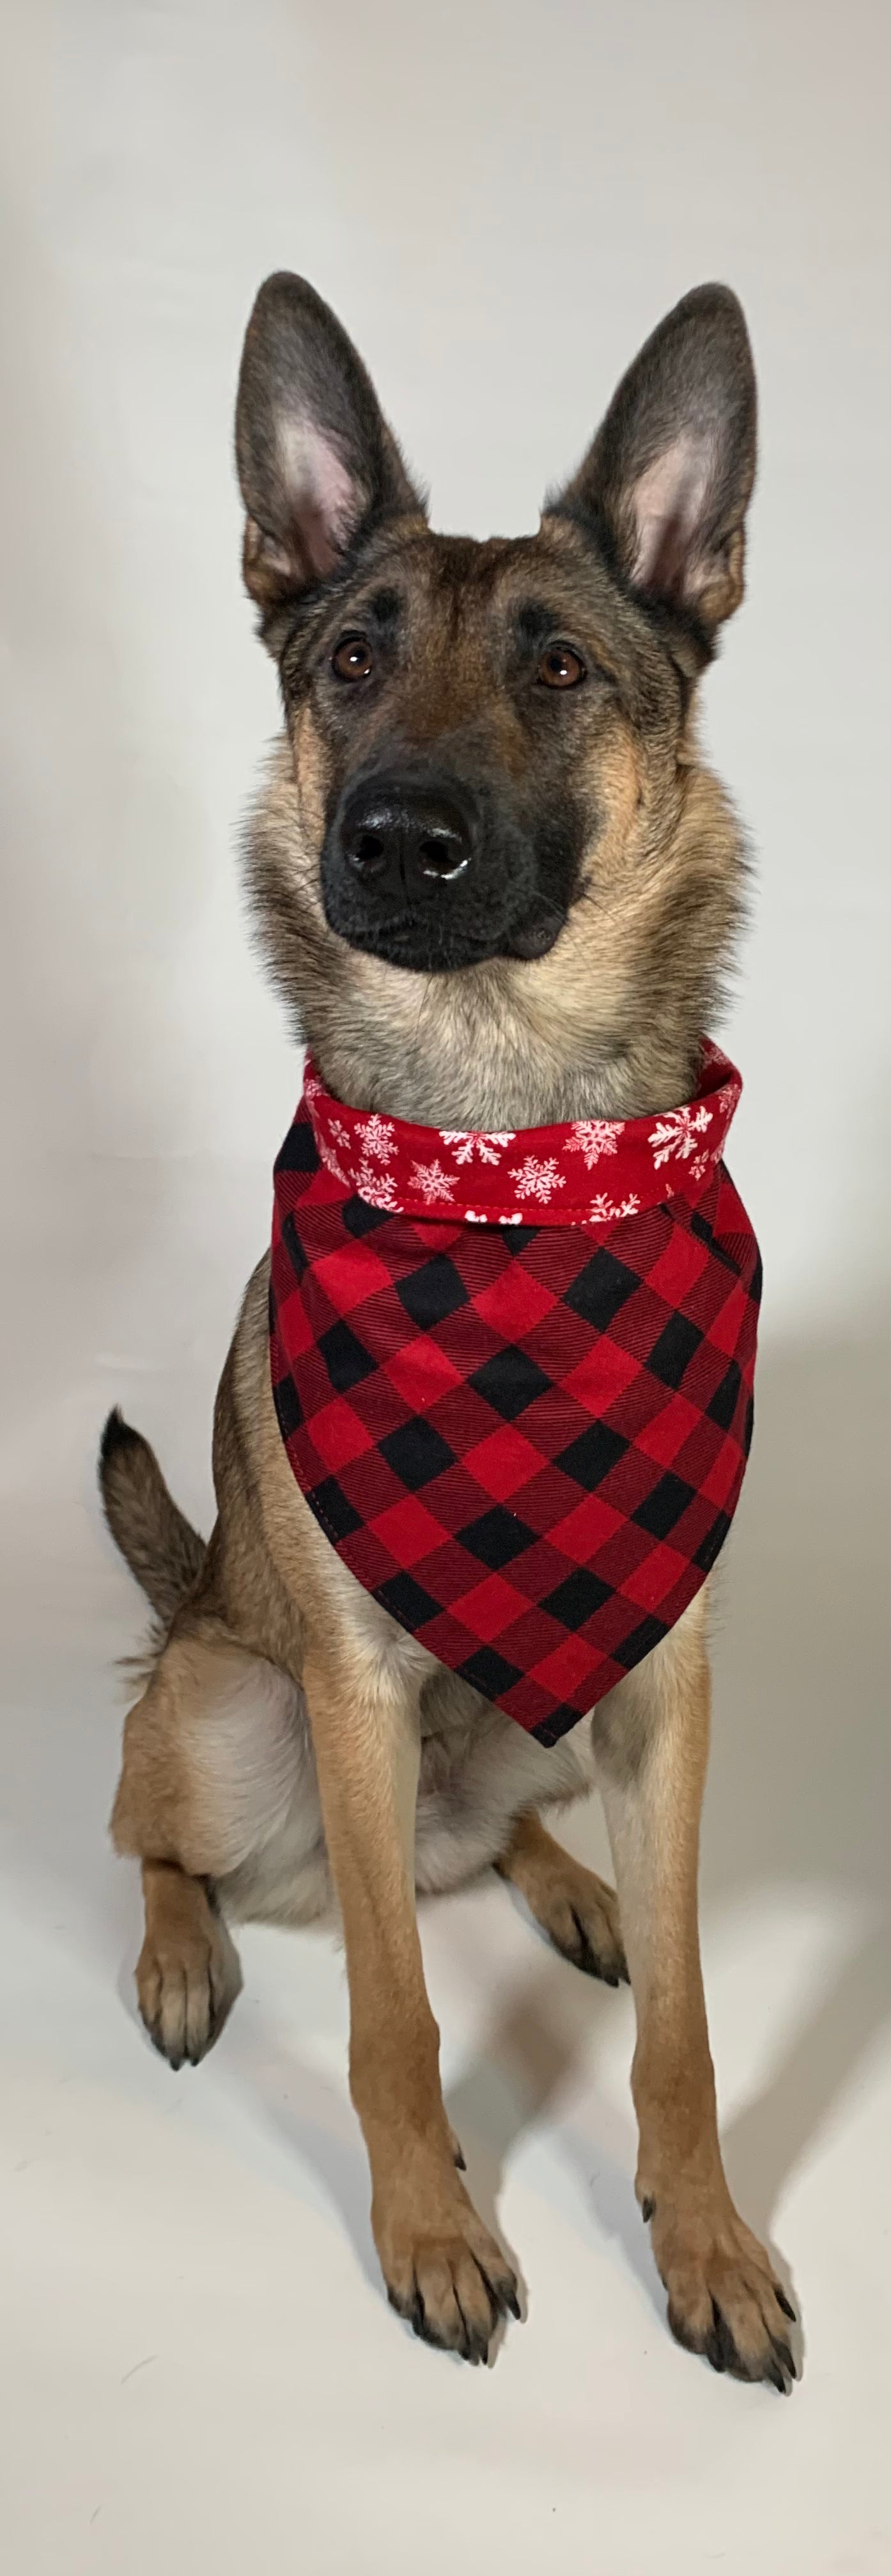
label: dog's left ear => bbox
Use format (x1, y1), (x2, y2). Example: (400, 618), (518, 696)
(548, 284), (756, 638)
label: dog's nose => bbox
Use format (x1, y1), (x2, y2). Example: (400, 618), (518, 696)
(338, 783), (474, 894)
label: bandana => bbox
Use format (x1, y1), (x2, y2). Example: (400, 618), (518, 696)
(270, 1043), (760, 1747)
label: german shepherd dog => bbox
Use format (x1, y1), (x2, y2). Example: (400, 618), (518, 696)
(101, 274), (797, 2389)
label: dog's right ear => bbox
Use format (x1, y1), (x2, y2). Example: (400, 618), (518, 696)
(235, 273), (423, 625)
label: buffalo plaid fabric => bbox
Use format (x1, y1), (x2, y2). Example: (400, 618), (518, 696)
(270, 1047), (760, 1747)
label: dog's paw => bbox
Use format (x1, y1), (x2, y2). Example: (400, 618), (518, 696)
(380, 2183), (520, 2365)
(547, 1873), (628, 1987)
(497, 1820), (628, 1986)
(644, 2190), (798, 2392)
(137, 1899), (242, 2069)
(527, 1859), (628, 1986)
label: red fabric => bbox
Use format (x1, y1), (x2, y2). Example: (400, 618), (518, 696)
(270, 1046), (760, 1745)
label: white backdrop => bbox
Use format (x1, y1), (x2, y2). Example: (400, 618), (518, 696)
(3, 0), (888, 1321)
(1, 7), (888, 2572)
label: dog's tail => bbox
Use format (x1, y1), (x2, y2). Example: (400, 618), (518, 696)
(98, 1408), (206, 1625)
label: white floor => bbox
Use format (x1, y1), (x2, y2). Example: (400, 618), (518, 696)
(1, 1156), (888, 2576)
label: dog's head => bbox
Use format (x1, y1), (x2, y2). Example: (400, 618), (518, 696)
(236, 275), (755, 1123)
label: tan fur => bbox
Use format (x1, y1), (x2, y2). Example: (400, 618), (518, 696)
(102, 278), (796, 2384)
(595, 1598), (795, 2376)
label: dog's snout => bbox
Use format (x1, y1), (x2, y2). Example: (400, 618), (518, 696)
(323, 765), (557, 972)
(339, 783), (474, 895)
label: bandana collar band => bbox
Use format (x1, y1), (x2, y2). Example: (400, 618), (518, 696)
(301, 1041), (743, 1231)
(270, 1043), (760, 1747)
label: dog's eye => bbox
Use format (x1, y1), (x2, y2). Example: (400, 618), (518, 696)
(332, 634), (374, 682)
(537, 644), (585, 689)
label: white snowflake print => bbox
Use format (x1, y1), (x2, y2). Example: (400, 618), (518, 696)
(565, 1118), (621, 1170)
(354, 1158), (399, 1210)
(441, 1130), (516, 1167)
(357, 1112), (396, 1164)
(648, 1104), (713, 1169)
(509, 1154), (566, 1206)
(688, 1151), (713, 1183)
(329, 1117), (352, 1149)
(318, 1139), (349, 1186)
(466, 1208), (522, 1225)
(409, 1158), (455, 1207)
(588, 1190), (641, 1225)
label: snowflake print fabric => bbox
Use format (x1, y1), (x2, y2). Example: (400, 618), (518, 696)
(442, 1131), (516, 1167)
(508, 1155), (566, 1207)
(566, 1120), (620, 1170)
(303, 1051), (741, 1229)
(270, 1045), (760, 1745)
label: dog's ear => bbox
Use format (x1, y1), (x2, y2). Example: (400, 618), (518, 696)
(235, 273), (423, 621)
(549, 284), (756, 638)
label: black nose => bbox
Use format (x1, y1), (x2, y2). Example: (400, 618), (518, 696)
(338, 780), (474, 896)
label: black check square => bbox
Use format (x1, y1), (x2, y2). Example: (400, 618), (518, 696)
(318, 1318), (376, 1393)
(343, 1195), (392, 1239)
(564, 1247), (640, 1330)
(281, 1209), (309, 1282)
(468, 1346), (551, 1420)
(632, 1471), (697, 1537)
(542, 1568), (613, 1629)
(308, 1476), (363, 1542)
(692, 1211), (738, 1276)
(500, 1225), (539, 1259)
(693, 1508), (732, 1572)
(458, 1645), (524, 1699)
(617, 1612), (670, 1671)
(379, 1418), (456, 1492)
(275, 1118), (319, 1174)
(396, 1255), (469, 1330)
(647, 1311), (703, 1389)
(706, 1359), (742, 1430)
(555, 1420), (628, 1487)
(458, 1506), (537, 1568)
(376, 1570), (441, 1628)
(272, 1370), (302, 1441)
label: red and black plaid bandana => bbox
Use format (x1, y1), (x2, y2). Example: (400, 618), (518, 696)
(270, 1043), (760, 1747)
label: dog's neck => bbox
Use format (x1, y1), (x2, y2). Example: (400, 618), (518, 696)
(304, 978), (702, 1129)
(250, 746), (740, 1130)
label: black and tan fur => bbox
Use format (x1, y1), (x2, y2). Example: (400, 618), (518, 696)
(101, 275), (796, 2387)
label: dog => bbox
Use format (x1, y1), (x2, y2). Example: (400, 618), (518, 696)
(101, 273), (796, 2389)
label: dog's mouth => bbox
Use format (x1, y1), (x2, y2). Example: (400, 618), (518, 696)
(500, 896), (566, 961)
(323, 891), (566, 975)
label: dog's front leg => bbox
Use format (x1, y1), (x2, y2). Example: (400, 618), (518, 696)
(594, 1590), (796, 2391)
(302, 1629), (520, 2361)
